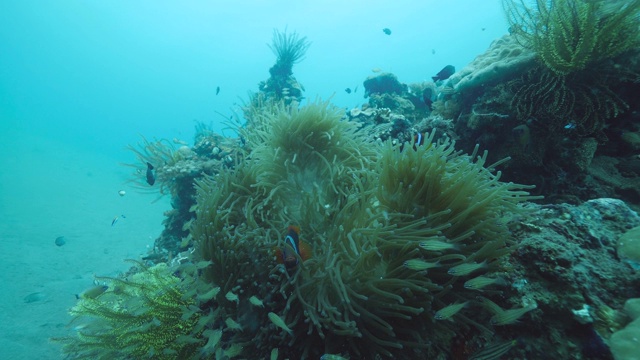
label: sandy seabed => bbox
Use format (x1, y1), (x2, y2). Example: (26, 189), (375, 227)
(0, 130), (168, 359)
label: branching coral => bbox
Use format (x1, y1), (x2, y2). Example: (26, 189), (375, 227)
(504, 0), (640, 75)
(190, 100), (539, 358)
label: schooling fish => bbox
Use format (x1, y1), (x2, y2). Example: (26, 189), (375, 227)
(275, 226), (311, 270)
(216, 86), (220, 95)
(432, 65), (455, 82)
(382, 27), (392, 35)
(146, 162), (155, 186)
(345, 88), (352, 94)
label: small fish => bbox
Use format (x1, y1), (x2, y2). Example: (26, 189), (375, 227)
(419, 239), (457, 251)
(268, 312), (293, 335)
(197, 287), (220, 302)
(403, 258), (440, 271)
(464, 276), (507, 291)
(225, 291), (239, 303)
(275, 226), (311, 270)
(422, 87), (434, 109)
(75, 285), (108, 300)
(55, 236), (66, 247)
(447, 261), (487, 276)
(432, 65), (456, 82)
(432, 49), (436, 55)
(321, 355), (350, 360)
(117, 190), (126, 197)
(564, 122), (576, 129)
(371, 67), (382, 73)
(215, 86), (220, 95)
(249, 295), (264, 307)
(172, 138), (188, 145)
(344, 87), (352, 94)
(469, 339), (519, 360)
(225, 317), (243, 331)
(382, 27), (391, 35)
(481, 27), (486, 31)
(353, 85), (358, 93)
(146, 162), (155, 185)
(434, 302), (468, 320)
(202, 329), (222, 352)
(111, 214), (126, 227)
(490, 304), (537, 325)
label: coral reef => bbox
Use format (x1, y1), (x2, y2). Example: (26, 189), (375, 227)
(189, 100), (539, 358)
(126, 129), (241, 256)
(504, 198), (640, 358)
(446, 34), (536, 95)
(442, 2), (640, 208)
(57, 10), (640, 359)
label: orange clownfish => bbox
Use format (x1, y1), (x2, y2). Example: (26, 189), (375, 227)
(400, 132), (431, 152)
(275, 226), (311, 270)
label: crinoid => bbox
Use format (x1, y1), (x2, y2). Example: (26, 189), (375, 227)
(503, 0), (640, 75)
(53, 261), (219, 359)
(509, 65), (631, 136)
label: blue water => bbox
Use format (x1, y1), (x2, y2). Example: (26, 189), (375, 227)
(0, 1), (508, 358)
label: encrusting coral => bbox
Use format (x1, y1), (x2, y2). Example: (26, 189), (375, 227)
(188, 100), (539, 358)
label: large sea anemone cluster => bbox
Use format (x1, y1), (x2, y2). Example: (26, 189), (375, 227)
(189, 100), (538, 358)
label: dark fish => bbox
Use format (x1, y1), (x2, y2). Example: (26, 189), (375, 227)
(55, 236), (66, 246)
(111, 214), (126, 227)
(432, 65), (455, 82)
(353, 85), (358, 93)
(382, 28), (391, 35)
(422, 87), (434, 109)
(146, 162), (155, 185)
(215, 86), (220, 95)
(345, 88), (352, 94)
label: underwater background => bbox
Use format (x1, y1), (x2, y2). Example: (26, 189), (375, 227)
(1, 1), (640, 359)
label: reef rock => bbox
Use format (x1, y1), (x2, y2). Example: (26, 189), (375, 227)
(447, 34), (536, 94)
